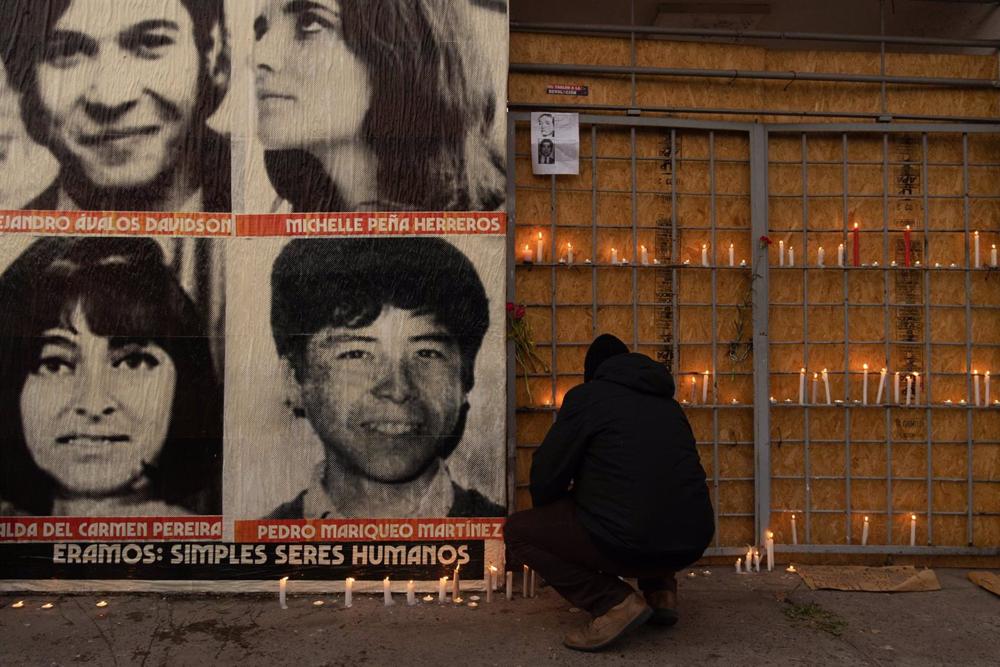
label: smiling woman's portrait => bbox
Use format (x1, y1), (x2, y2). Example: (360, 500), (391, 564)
(0, 237), (224, 517)
(251, 0), (506, 212)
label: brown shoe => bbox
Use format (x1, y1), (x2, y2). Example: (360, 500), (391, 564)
(644, 590), (679, 627)
(563, 592), (652, 652)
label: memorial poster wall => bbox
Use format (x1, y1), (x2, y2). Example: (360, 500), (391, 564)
(0, 0), (508, 591)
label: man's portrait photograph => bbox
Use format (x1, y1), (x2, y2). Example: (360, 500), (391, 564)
(223, 235), (506, 519)
(0, 0), (234, 212)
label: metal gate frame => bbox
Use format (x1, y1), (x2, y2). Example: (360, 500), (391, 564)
(506, 111), (1000, 557)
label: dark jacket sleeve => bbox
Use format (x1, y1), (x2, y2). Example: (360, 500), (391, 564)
(529, 386), (591, 507)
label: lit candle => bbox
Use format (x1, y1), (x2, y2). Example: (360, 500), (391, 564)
(913, 372), (921, 405)
(973, 231), (980, 268)
(753, 549), (761, 572)
(522, 244), (532, 264)
(852, 223), (860, 267)
(690, 375), (697, 404)
(452, 566), (461, 602)
(345, 577), (355, 607)
(894, 371), (901, 404)
(735, 558), (743, 573)
(812, 372), (819, 404)
(530, 569), (537, 598)
(862, 515), (870, 546)
(862, 364), (869, 405)
(904, 225), (912, 267)
(567, 243), (574, 265)
(817, 246), (825, 267)
(905, 374), (913, 406)
(788, 245), (795, 267)
(822, 368), (831, 405)
(506, 571), (513, 601)
(728, 243), (735, 267)
(745, 546), (754, 572)
(910, 514), (917, 546)
(611, 247), (618, 265)
(438, 576), (448, 604)
(765, 531), (774, 572)
(536, 232), (544, 263)
(487, 567), (497, 603)
(838, 243), (845, 267)
(407, 580), (416, 606)
(641, 244), (649, 266)
(702, 370), (710, 403)
(384, 576), (394, 606)
(791, 514), (798, 545)
(279, 576), (288, 609)
(992, 244), (998, 267)
(786, 565), (797, 573)
(11, 601), (24, 609)
(974, 369), (981, 406)
(985, 371), (991, 405)
(876, 368), (887, 404)
(799, 368), (806, 404)
(522, 564), (529, 599)
(702, 243), (709, 267)
(96, 601), (108, 608)
(779, 240), (785, 267)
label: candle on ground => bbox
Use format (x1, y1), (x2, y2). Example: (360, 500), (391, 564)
(611, 247), (618, 266)
(407, 580), (416, 606)
(852, 223), (860, 267)
(799, 368), (806, 404)
(905, 375), (913, 406)
(765, 531), (774, 572)
(702, 243), (709, 267)
(702, 370), (710, 403)
(974, 370), (981, 406)
(973, 231), (980, 268)
(506, 571), (513, 601)
(690, 375), (697, 404)
(838, 243), (845, 267)
(985, 371), (991, 405)
(904, 225), (912, 267)
(894, 372), (901, 404)
(487, 567), (497, 603)
(522, 244), (532, 263)
(812, 373), (819, 404)
(745, 547), (753, 572)
(383, 577), (394, 606)
(818, 246), (825, 267)
(536, 232), (544, 263)
(913, 372), (921, 405)
(788, 245), (795, 267)
(438, 576), (448, 604)
(567, 243), (574, 265)
(735, 558), (742, 573)
(876, 368), (887, 404)
(452, 566), (461, 602)
(640, 245), (648, 266)
(530, 569), (537, 598)
(779, 240), (785, 267)
(822, 369), (831, 405)
(862, 516), (870, 546)
(522, 565), (529, 599)
(862, 364), (869, 405)
(753, 549), (761, 572)
(992, 244), (998, 267)
(728, 243), (735, 266)
(345, 577), (355, 607)
(791, 514), (798, 545)
(279, 576), (288, 609)
(910, 514), (917, 546)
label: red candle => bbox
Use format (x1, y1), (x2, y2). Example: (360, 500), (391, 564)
(852, 223), (860, 267)
(903, 225), (912, 267)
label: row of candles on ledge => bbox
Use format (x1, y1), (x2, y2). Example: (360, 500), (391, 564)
(277, 564), (538, 609)
(777, 366), (996, 407)
(784, 513), (922, 547)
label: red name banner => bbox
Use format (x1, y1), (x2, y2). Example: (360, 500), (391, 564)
(236, 518), (505, 543)
(0, 210), (234, 237)
(0, 517), (224, 542)
(237, 212), (507, 237)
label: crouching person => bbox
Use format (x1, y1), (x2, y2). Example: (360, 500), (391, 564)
(504, 334), (714, 652)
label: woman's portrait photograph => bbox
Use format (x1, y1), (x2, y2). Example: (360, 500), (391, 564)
(247, 0), (508, 213)
(0, 236), (225, 517)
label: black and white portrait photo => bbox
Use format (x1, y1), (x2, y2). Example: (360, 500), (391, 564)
(224, 236), (506, 519)
(530, 111), (580, 176)
(0, 0), (233, 212)
(247, 0), (508, 213)
(0, 236), (225, 517)
(538, 139), (556, 165)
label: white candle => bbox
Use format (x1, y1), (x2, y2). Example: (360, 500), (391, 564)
(536, 232), (544, 263)
(522, 244), (532, 263)
(640, 244), (648, 266)
(753, 549), (761, 572)
(788, 245), (795, 267)
(702, 243), (709, 267)
(745, 547), (753, 572)
(817, 246), (825, 267)
(567, 243), (574, 265)
(862, 364), (869, 405)
(822, 369), (831, 405)
(728, 243), (735, 267)
(487, 566), (497, 603)
(406, 580), (416, 606)
(505, 571), (513, 601)
(838, 243), (845, 267)
(812, 373), (819, 404)
(345, 577), (355, 607)
(611, 247), (618, 266)
(702, 370), (710, 403)
(438, 576), (447, 604)
(876, 368), (887, 404)
(735, 558), (742, 574)
(529, 569), (537, 598)
(690, 376), (697, 404)
(279, 576), (288, 609)
(913, 372), (921, 405)
(894, 372), (901, 404)
(974, 231), (980, 268)
(906, 374), (913, 406)
(910, 514), (917, 546)
(765, 531), (774, 572)
(452, 566), (461, 602)
(791, 514), (798, 545)
(522, 565), (529, 599)
(799, 368), (806, 404)
(779, 240), (785, 266)
(383, 577), (394, 606)
(992, 244), (997, 267)
(974, 370), (981, 406)
(862, 516), (870, 546)
(985, 371), (991, 405)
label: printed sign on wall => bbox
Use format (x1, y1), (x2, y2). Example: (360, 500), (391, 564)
(530, 111), (580, 176)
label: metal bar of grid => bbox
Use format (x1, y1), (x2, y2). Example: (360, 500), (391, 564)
(881, 132), (894, 544)
(631, 128), (640, 350)
(801, 132), (813, 544)
(505, 116), (518, 513)
(921, 133), (934, 544)
(710, 131), (721, 547)
(962, 134), (974, 546)
(592, 125), (599, 340)
(750, 124), (771, 544)
(671, 129), (680, 377)
(550, 173), (558, 415)
(842, 132), (853, 544)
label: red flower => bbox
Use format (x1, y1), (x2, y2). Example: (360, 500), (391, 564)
(506, 302), (515, 313)
(514, 305), (526, 320)
(759, 235), (772, 247)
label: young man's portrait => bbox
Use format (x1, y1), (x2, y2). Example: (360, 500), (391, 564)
(538, 139), (556, 165)
(0, 0), (232, 212)
(223, 236), (507, 519)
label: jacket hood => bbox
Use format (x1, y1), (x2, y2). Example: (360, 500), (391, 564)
(593, 353), (676, 397)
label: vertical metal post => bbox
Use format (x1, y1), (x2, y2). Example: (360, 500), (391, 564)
(671, 129), (680, 373)
(710, 131), (721, 545)
(550, 173), (558, 416)
(881, 132), (892, 543)
(921, 133), (934, 544)
(961, 133), (974, 546)
(750, 124), (771, 543)
(592, 126), (599, 339)
(801, 133), (812, 543)
(842, 133), (853, 543)
(505, 116), (518, 513)
(631, 128), (640, 350)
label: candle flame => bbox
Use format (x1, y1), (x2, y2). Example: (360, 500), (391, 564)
(96, 600), (108, 608)
(702, 243), (707, 249)
(800, 367), (806, 373)
(347, 577), (355, 584)
(691, 376), (696, 384)
(12, 601), (24, 608)
(854, 223), (859, 229)
(280, 576), (289, 583)
(41, 603), (54, 609)
(863, 363), (868, 370)
(537, 232), (542, 240)
(641, 244), (646, 251)
(906, 225), (910, 230)
(767, 531), (773, 539)
(567, 242), (572, 249)
(864, 516), (869, 521)
(911, 514), (917, 520)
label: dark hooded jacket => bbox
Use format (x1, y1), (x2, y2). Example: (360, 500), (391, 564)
(529, 353), (714, 559)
